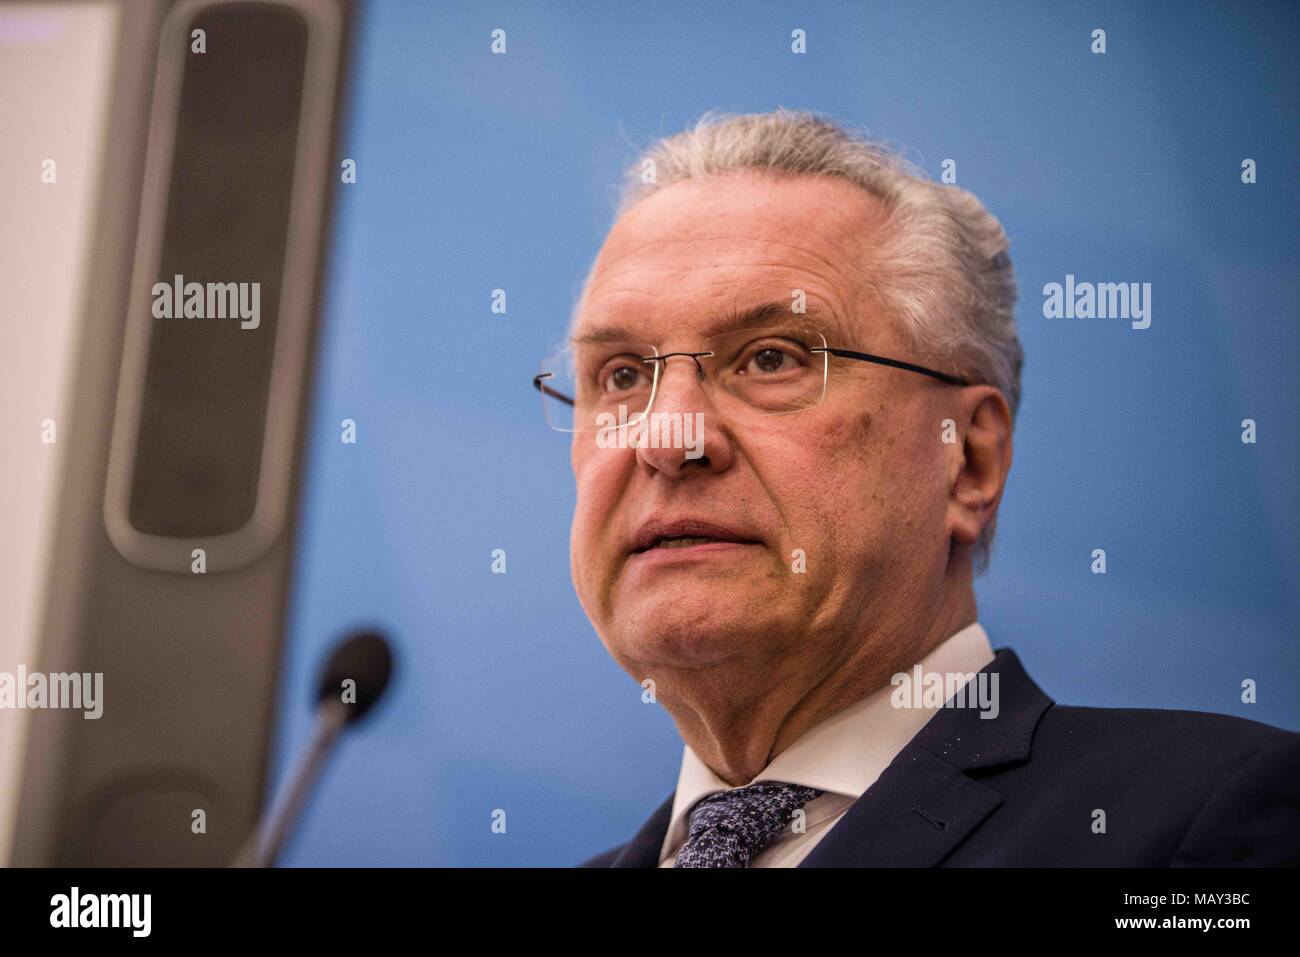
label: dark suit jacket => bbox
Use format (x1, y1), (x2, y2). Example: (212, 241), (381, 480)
(580, 647), (1300, 866)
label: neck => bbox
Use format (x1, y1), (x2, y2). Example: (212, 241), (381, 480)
(666, 576), (978, 788)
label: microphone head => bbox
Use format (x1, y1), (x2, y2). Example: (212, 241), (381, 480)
(316, 629), (394, 723)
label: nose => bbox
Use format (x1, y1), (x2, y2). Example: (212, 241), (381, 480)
(653, 351), (711, 376)
(633, 353), (733, 477)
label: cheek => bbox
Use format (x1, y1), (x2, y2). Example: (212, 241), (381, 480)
(569, 446), (631, 582)
(811, 408), (881, 547)
(805, 403), (943, 539)
(866, 410), (950, 534)
(742, 415), (872, 566)
(809, 403), (880, 488)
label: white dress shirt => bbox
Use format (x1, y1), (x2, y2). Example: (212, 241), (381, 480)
(658, 621), (996, 867)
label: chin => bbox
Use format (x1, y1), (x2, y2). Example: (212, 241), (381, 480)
(607, 598), (773, 671)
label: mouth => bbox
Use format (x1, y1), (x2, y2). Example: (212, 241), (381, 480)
(642, 535), (734, 551)
(630, 520), (764, 555)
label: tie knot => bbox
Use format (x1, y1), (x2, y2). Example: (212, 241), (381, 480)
(675, 780), (824, 868)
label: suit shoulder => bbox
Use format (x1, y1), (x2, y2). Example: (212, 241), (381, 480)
(1034, 702), (1298, 778)
(990, 702), (1300, 864)
(1042, 703), (1296, 747)
(1172, 733), (1300, 865)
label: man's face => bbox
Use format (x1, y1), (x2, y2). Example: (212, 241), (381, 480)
(568, 170), (956, 684)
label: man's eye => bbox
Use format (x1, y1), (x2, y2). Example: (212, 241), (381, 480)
(602, 363), (647, 392)
(744, 345), (799, 375)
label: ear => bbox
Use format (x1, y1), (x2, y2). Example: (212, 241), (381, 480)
(945, 386), (1013, 549)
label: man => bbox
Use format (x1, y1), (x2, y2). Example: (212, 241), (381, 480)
(537, 109), (1300, 867)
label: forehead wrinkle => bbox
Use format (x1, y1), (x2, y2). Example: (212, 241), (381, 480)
(617, 183), (882, 264)
(579, 253), (858, 319)
(572, 295), (855, 350)
(598, 231), (865, 286)
(574, 184), (889, 346)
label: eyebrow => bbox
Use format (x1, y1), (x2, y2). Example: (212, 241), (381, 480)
(571, 299), (845, 346)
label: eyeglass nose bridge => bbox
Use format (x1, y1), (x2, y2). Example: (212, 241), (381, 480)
(636, 350), (718, 420)
(640, 350), (715, 377)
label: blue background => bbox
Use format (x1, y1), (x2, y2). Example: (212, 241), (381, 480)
(267, 0), (1300, 866)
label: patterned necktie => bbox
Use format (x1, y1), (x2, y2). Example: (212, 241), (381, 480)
(673, 780), (824, 867)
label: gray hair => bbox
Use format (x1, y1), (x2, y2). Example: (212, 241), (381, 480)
(576, 108), (1022, 573)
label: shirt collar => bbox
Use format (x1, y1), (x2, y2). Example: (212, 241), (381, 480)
(660, 622), (995, 857)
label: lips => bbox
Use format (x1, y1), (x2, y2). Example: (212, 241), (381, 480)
(630, 518), (763, 554)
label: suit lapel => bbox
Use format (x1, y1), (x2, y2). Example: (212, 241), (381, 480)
(605, 647), (1052, 867)
(609, 790), (675, 867)
(799, 647), (1052, 866)
(796, 742), (1004, 865)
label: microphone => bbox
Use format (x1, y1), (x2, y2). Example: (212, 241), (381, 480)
(233, 629), (394, 867)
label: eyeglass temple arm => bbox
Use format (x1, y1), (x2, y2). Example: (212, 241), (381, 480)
(533, 372), (576, 407)
(813, 347), (971, 387)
